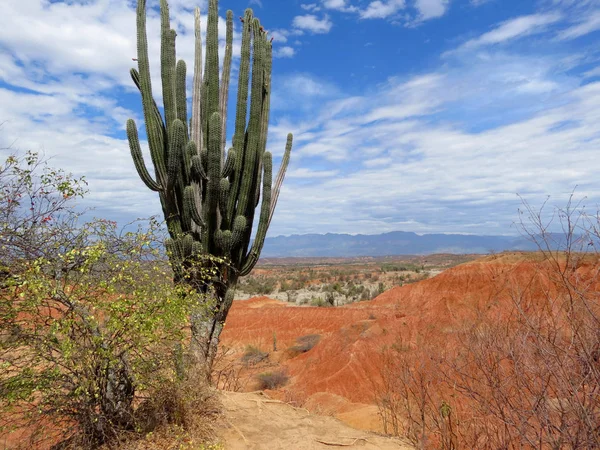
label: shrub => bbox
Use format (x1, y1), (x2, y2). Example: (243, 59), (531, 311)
(256, 370), (289, 390)
(289, 334), (321, 354)
(374, 196), (600, 449)
(310, 296), (329, 307)
(241, 345), (269, 366)
(0, 153), (214, 448)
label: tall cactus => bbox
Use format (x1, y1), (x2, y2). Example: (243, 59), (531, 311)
(127, 0), (292, 375)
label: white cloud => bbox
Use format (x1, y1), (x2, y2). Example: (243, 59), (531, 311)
(557, 11), (600, 40)
(323, 0), (346, 8)
(360, 0), (406, 19)
(301, 3), (322, 11)
(287, 168), (339, 178)
(321, 0), (359, 12)
(270, 77), (600, 234)
(292, 14), (333, 34)
(265, 49), (595, 236)
(270, 30), (289, 43)
(271, 73), (340, 113)
(456, 13), (562, 51)
(0, 0), (240, 98)
(273, 46), (296, 58)
(584, 66), (600, 78)
(2, 0), (600, 239)
(415, 0), (450, 20)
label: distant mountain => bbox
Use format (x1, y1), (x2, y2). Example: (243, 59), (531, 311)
(260, 231), (539, 257)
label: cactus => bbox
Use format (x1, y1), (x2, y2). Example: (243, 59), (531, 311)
(127, 0), (292, 375)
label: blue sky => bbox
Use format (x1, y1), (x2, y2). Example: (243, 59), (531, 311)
(2, 0), (600, 237)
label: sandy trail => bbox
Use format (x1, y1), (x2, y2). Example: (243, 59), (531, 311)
(219, 391), (413, 450)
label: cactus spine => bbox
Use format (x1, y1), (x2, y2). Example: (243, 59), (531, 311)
(127, 0), (292, 373)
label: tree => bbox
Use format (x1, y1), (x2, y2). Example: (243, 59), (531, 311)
(0, 151), (87, 283)
(0, 152), (213, 448)
(126, 0), (292, 378)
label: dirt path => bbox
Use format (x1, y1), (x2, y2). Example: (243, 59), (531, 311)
(219, 391), (413, 450)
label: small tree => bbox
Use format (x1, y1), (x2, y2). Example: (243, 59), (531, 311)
(0, 153), (214, 448)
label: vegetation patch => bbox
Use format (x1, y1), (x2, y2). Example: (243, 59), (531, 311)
(256, 370), (289, 390)
(241, 345), (269, 366)
(288, 334), (321, 356)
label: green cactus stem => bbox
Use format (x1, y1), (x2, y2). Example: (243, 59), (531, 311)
(126, 0), (292, 377)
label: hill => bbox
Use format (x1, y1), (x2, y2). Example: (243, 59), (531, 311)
(219, 251), (600, 447)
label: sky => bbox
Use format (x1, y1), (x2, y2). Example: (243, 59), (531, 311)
(1, 0), (600, 237)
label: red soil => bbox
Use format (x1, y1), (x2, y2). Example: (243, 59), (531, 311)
(220, 252), (600, 430)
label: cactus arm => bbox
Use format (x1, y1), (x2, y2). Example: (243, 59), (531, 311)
(240, 151), (272, 276)
(192, 240), (203, 257)
(183, 141), (196, 185)
(184, 185), (204, 227)
(236, 19), (265, 223)
(269, 133), (293, 226)
(254, 168), (262, 208)
(191, 7), (203, 153)
(176, 60), (188, 137)
(222, 148), (235, 178)
(191, 155), (207, 181)
(160, 0), (177, 136)
(127, 119), (163, 192)
(219, 178), (230, 229)
(206, 112), (222, 254)
(165, 237), (183, 281)
(135, 0), (167, 187)
(227, 9), (253, 222)
(214, 229), (224, 253)
(182, 234), (194, 258)
(231, 215), (247, 255)
(221, 231), (232, 255)
(167, 119), (185, 192)
(206, 0), (220, 118)
(220, 10), (234, 162)
(253, 36), (272, 210)
(130, 68), (166, 140)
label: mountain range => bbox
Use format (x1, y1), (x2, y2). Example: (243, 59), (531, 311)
(260, 231), (540, 257)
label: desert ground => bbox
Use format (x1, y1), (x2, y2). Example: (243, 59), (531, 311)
(214, 250), (600, 448)
(4, 251), (598, 449)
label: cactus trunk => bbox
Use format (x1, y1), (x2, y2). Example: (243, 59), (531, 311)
(127, 0), (292, 378)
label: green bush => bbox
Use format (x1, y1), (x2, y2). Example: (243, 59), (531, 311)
(0, 152), (213, 448)
(310, 296), (329, 307)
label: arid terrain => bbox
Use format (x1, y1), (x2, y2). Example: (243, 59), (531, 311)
(219, 391), (411, 449)
(216, 251), (600, 447)
(234, 254), (478, 305)
(3, 251), (598, 449)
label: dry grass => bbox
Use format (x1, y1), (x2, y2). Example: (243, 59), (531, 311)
(256, 370), (290, 390)
(241, 345), (269, 366)
(105, 375), (223, 450)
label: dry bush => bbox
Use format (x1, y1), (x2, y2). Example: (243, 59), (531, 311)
(125, 374), (221, 449)
(256, 370), (289, 390)
(211, 346), (248, 392)
(375, 337), (458, 449)
(288, 334), (321, 357)
(241, 345), (269, 366)
(375, 196), (600, 449)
